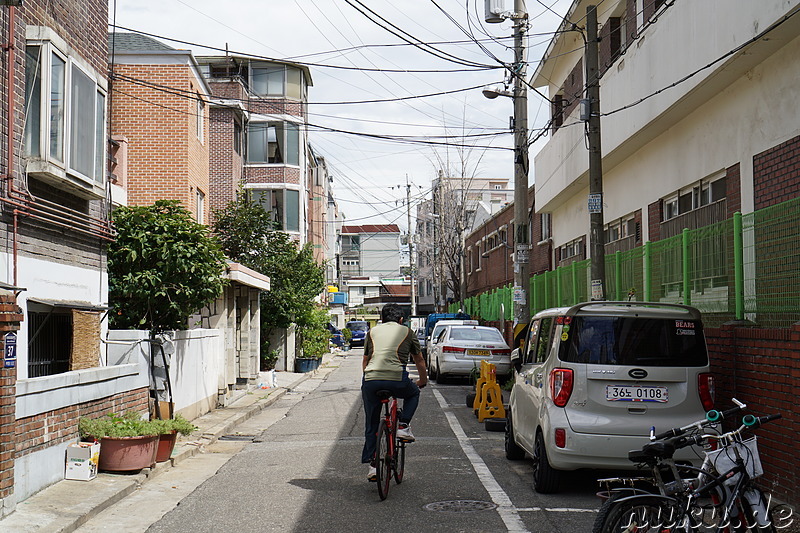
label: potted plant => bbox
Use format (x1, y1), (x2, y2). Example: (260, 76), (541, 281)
(295, 307), (329, 372)
(78, 412), (160, 472)
(152, 414), (197, 463)
(341, 327), (352, 351)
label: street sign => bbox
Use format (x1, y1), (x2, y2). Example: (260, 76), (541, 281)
(591, 279), (604, 301)
(515, 244), (529, 264)
(588, 193), (603, 214)
(4, 332), (17, 369)
(513, 286), (526, 304)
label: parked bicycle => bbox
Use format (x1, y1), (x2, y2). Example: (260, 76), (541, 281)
(374, 390), (407, 500)
(593, 399), (782, 532)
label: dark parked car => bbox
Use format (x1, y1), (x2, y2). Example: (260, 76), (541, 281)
(346, 320), (369, 347)
(326, 323), (345, 347)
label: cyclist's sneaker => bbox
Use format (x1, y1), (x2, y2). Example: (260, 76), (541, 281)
(367, 465), (377, 482)
(397, 423), (415, 442)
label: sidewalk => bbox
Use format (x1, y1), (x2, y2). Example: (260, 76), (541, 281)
(0, 354), (338, 533)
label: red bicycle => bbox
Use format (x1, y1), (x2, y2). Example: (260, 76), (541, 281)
(375, 390), (406, 500)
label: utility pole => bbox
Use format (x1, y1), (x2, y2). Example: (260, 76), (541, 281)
(512, 0), (531, 328)
(405, 177), (417, 315)
(586, 5), (606, 300)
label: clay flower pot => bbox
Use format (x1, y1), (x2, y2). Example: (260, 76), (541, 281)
(98, 435), (159, 472)
(155, 431), (178, 463)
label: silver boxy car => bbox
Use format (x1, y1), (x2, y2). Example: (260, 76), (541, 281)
(505, 302), (715, 493)
(428, 324), (511, 384)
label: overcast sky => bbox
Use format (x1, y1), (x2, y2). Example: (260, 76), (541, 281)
(110, 0), (572, 230)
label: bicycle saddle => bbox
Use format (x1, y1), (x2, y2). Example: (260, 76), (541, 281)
(376, 390), (393, 400)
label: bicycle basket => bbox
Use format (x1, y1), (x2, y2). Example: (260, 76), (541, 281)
(706, 436), (763, 486)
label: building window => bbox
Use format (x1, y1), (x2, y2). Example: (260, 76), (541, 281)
(250, 62), (304, 99)
(233, 120), (242, 155)
(342, 235), (360, 252)
(250, 188), (300, 232)
(247, 121), (300, 166)
(196, 188), (205, 223)
(24, 39), (106, 186)
(28, 310), (72, 378)
(604, 216), (634, 243)
(196, 96), (204, 142)
(540, 213), (552, 241)
(560, 238), (583, 260)
(662, 176), (726, 222)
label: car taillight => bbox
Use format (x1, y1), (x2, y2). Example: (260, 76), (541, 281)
(698, 373), (715, 411)
(442, 345), (465, 354)
(554, 428), (566, 448)
(549, 368), (574, 408)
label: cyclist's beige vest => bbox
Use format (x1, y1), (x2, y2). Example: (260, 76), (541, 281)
(363, 322), (419, 381)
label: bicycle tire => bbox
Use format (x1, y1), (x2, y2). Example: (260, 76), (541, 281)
(375, 422), (392, 500)
(394, 440), (405, 484)
(597, 495), (692, 533)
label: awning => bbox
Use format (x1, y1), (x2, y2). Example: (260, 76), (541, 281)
(26, 297), (109, 312)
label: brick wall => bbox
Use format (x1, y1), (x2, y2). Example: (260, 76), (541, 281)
(245, 166), (302, 186)
(706, 323), (800, 506)
(725, 163), (741, 216)
(15, 389), (150, 460)
(0, 293), (23, 504)
(753, 134), (800, 210)
(111, 63), (210, 220)
(208, 107), (243, 219)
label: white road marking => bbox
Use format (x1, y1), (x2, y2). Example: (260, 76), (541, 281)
(516, 507), (598, 513)
(433, 389), (529, 533)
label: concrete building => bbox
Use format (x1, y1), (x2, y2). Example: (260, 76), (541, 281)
(339, 224), (401, 280)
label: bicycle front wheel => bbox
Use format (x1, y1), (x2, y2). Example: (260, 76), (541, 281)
(375, 422), (392, 500)
(597, 496), (691, 533)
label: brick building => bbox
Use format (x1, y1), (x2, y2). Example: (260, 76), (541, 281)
(0, 3), (149, 515)
(109, 33), (211, 224)
(196, 54), (313, 244)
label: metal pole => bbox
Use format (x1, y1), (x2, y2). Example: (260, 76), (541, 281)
(586, 5), (606, 300)
(733, 212), (744, 320)
(512, 0), (530, 327)
(406, 179), (417, 315)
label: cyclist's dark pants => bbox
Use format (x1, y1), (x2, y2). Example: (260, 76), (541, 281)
(361, 370), (420, 464)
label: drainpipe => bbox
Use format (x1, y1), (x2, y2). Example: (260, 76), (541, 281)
(5, 6), (17, 285)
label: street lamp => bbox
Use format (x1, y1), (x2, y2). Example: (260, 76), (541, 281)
(484, 0), (530, 342)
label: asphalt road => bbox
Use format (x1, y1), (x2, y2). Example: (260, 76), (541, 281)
(76, 350), (605, 533)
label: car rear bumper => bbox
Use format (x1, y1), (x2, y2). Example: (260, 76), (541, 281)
(544, 429), (703, 471)
(439, 358), (511, 377)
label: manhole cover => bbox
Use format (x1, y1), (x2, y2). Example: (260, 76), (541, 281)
(219, 435), (256, 441)
(423, 500), (498, 513)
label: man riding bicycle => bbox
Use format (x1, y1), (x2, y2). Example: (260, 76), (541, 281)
(361, 303), (427, 481)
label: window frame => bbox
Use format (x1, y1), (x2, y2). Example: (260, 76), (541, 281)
(248, 187), (301, 233)
(24, 35), (107, 188)
(246, 120), (301, 166)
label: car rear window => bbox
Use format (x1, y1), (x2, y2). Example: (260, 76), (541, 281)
(449, 327), (504, 342)
(560, 316), (708, 366)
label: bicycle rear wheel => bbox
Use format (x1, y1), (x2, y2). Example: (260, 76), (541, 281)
(376, 422), (392, 500)
(598, 495), (691, 532)
(394, 440), (405, 484)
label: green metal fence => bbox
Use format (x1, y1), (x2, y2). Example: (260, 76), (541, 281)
(453, 196), (800, 328)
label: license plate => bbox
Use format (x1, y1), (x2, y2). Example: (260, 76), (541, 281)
(466, 349), (491, 356)
(606, 385), (669, 403)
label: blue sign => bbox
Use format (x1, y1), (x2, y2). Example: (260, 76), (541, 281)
(4, 332), (16, 369)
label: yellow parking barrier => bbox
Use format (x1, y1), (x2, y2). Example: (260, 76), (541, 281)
(475, 360), (505, 422)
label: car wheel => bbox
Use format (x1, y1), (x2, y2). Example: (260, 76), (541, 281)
(434, 360), (447, 384)
(428, 359), (437, 380)
(504, 414), (525, 460)
(532, 431), (560, 493)
(465, 391), (477, 408)
(484, 418), (506, 432)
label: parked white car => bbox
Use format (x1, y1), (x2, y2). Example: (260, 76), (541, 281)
(425, 319), (477, 365)
(505, 302), (714, 493)
(428, 324), (511, 384)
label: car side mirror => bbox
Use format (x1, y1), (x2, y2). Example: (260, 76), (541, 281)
(510, 347), (522, 373)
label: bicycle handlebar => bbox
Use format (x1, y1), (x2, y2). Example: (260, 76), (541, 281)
(651, 399), (746, 441)
(742, 413), (781, 428)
